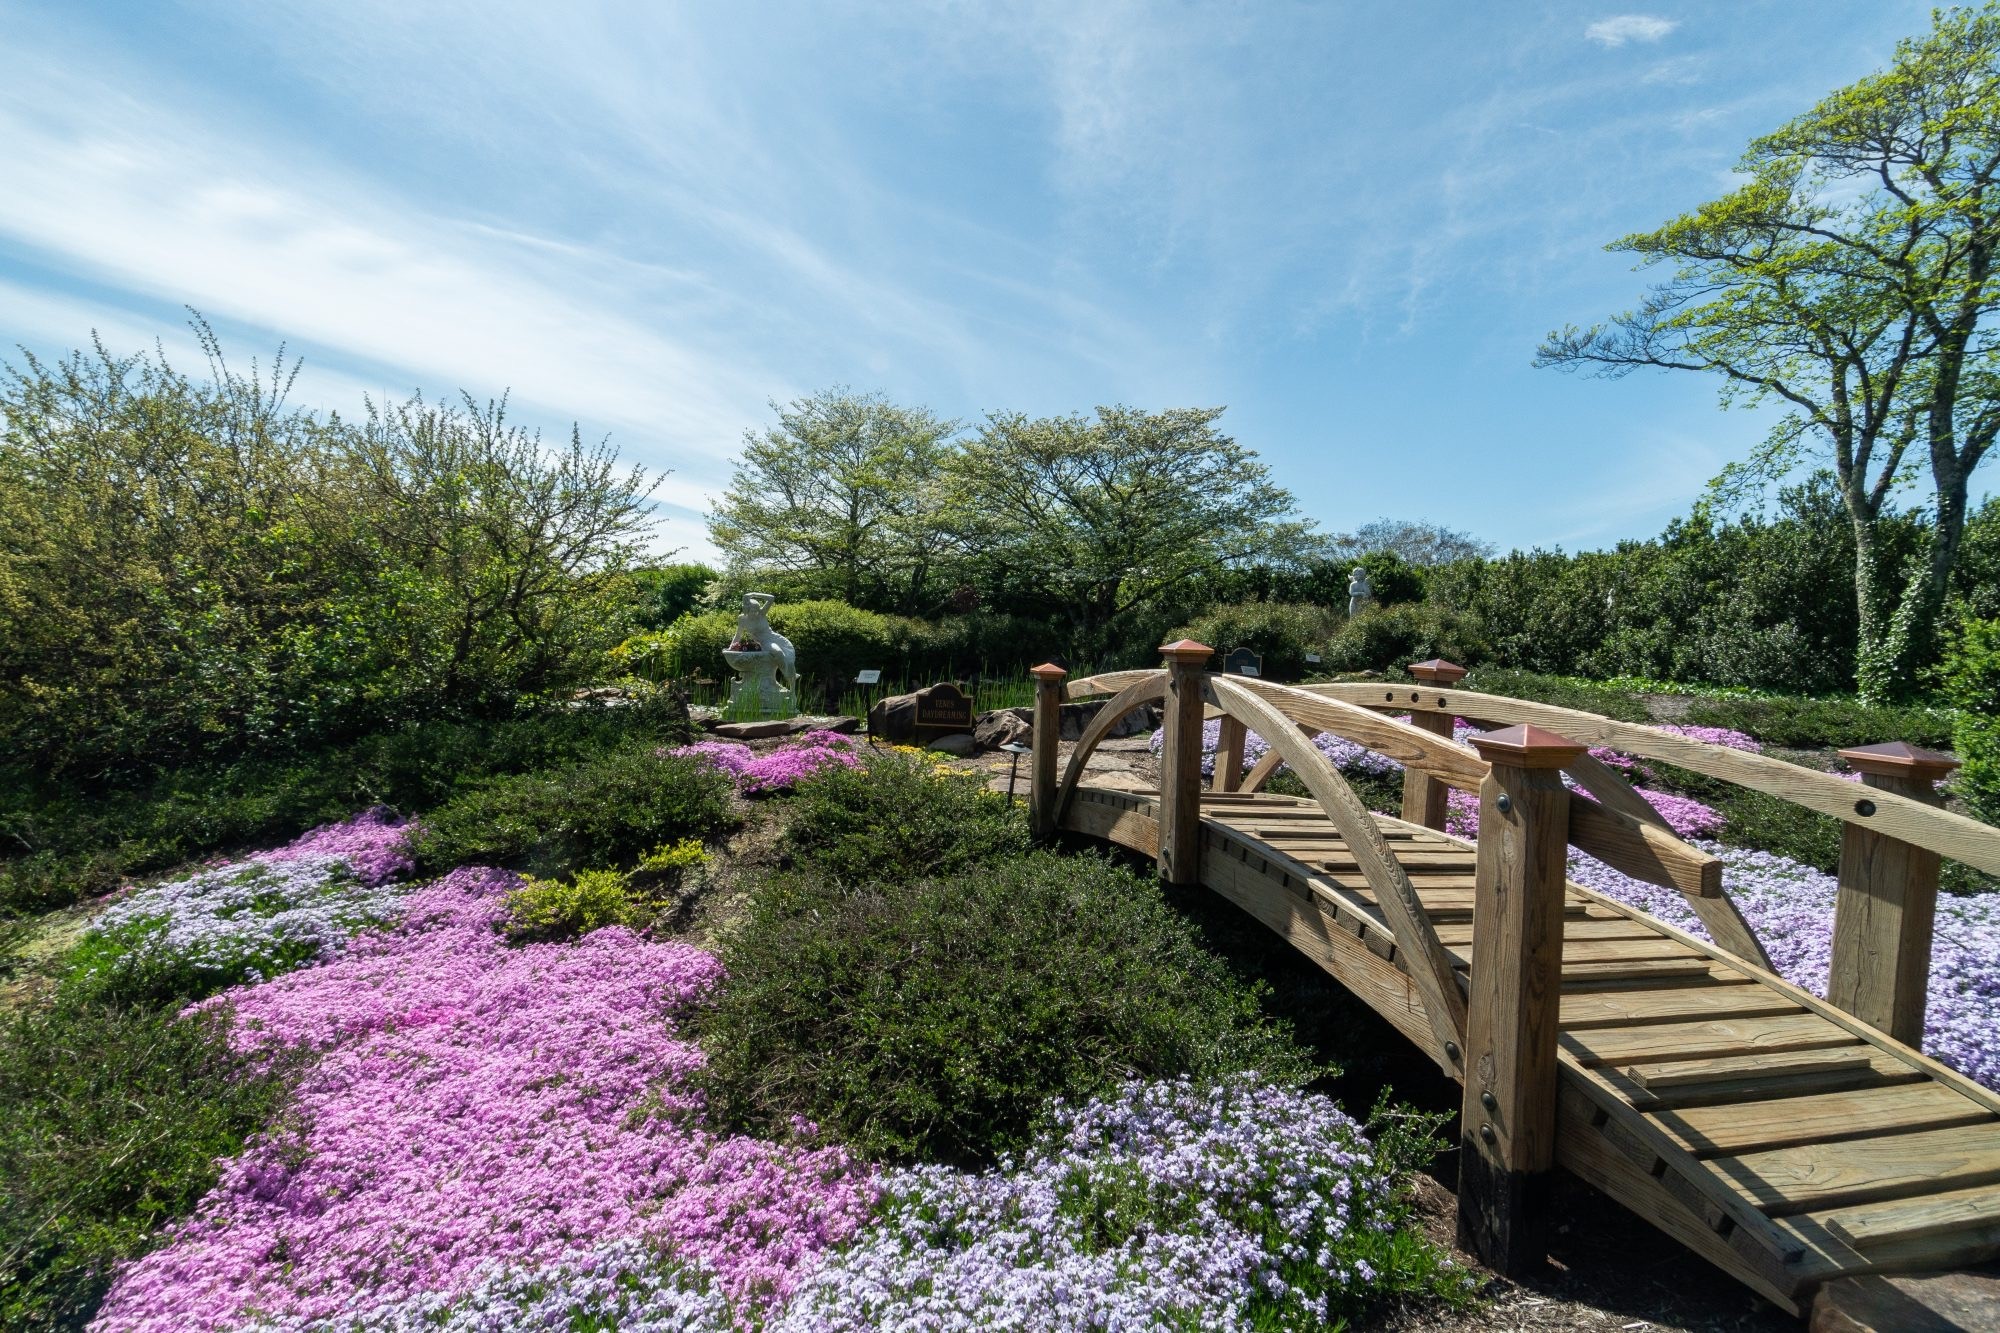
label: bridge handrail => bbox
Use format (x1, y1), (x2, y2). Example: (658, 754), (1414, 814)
(1300, 682), (2000, 878)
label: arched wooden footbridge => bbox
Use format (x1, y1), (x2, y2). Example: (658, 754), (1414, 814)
(1025, 645), (2000, 1317)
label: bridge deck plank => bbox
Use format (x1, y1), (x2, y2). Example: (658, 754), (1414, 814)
(1653, 1084), (1995, 1157)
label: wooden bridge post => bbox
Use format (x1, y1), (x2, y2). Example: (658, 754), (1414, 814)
(1029, 662), (1068, 840)
(1459, 723), (1586, 1276)
(1213, 715), (1248, 792)
(1157, 640), (1214, 885)
(1401, 658), (1467, 830)
(1828, 741), (1960, 1045)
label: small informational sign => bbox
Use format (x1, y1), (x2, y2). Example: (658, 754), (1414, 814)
(1304, 653), (1322, 665)
(855, 669), (882, 686)
(1224, 647), (1263, 678)
(914, 681), (975, 734)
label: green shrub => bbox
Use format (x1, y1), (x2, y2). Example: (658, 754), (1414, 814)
(502, 868), (639, 941)
(1320, 603), (1488, 676)
(1171, 602), (1343, 680)
(0, 1000), (290, 1331)
(637, 600), (917, 689)
(1680, 694), (1955, 750)
(1940, 617), (2000, 826)
(1456, 667), (1654, 723)
(413, 746), (737, 878)
(782, 749), (1031, 882)
(502, 840), (713, 941)
(698, 851), (1316, 1164)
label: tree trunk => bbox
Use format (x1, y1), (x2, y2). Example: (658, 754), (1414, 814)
(1853, 517), (1898, 703)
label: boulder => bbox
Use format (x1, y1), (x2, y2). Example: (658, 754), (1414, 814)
(708, 715), (860, 740)
(867, 684), (973, 744)
(973, 708), (1033, 751)
(1058, 699), (1159, 741)
(926, 733), (977, 757)
(709, 719), (797, 740)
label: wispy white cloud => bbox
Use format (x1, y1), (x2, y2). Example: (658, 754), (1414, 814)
(1586, 15), (1680, 48)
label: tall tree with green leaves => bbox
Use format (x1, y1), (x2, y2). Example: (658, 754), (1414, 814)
(952, 405), (1319, 657)
(1539, 3), (2000, 699)
(707, 389), (961, 615)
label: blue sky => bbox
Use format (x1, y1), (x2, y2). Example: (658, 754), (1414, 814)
(2, 1), (1981, 562)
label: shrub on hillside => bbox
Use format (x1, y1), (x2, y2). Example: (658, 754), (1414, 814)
(1320, 603), (1488, 676)
(0, 698), (691, 919)
(0, 1001), (290, 1332)
(697, 852), (1316, 1164)
(1679, 694), (1955, 751)
(412, 747), (736, 878)
(1171, 601), (1343, 680)
(782, 748), (1031, 882)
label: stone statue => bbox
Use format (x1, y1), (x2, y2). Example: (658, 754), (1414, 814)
(1347, 566), (1374, 617)
(723, 593), (796, 715)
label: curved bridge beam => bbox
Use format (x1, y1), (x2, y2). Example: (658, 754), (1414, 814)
(1050, 673), (1168, 830)
(1209, 675), (1469, 1069)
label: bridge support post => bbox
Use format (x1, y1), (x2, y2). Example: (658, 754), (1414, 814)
(1829, 742), (1959, 1046)
(1028, 663), (1068, 840)
(1401, 658), (1467, 830)
(1157, 640), (1213, 885)
(1214, 716), (1248, 792)
(1458, 723), (1585, 1276)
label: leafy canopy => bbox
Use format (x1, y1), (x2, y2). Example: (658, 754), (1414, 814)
(1539, 2), (2000, 698)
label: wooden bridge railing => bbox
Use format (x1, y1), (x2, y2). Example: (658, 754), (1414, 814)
(1028, 643), (2000, 1278)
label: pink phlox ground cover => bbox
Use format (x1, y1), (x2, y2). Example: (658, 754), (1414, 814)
(255, 806), (417, 887)
(668, 731), (862, 794)
(95, 867), (874, 1332)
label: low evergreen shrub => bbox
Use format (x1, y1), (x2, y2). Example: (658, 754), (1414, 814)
(412, 747), (736, 878)
(1171, 601), (1343, 680)
(698, 851), (1316, 1165)
(1321, 604), (1488, 676)
(0, 1001), (290, 1332)
(1456, 667), (1654, 722)
(781, 749), (1031, 882)
(1680, 694), (1955, 751)
(502, 868), (640, 942)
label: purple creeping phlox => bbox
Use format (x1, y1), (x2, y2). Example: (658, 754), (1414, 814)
(775, 1075), (1451, 1332)
(76, 809), (418, 992)
(1568, 842), (2000, 1091)
(1148, 719), (1403, 781)
(93, 867), (875, 1332)
(668, 731), (862, 794)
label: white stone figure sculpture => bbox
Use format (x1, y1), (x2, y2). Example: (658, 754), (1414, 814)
(722, 593), (797, 715)
(1347, 566), (1374, 617)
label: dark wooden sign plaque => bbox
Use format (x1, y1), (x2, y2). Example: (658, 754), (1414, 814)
(1224, 647), (1263, 678)
(914, 681), (975, 735)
